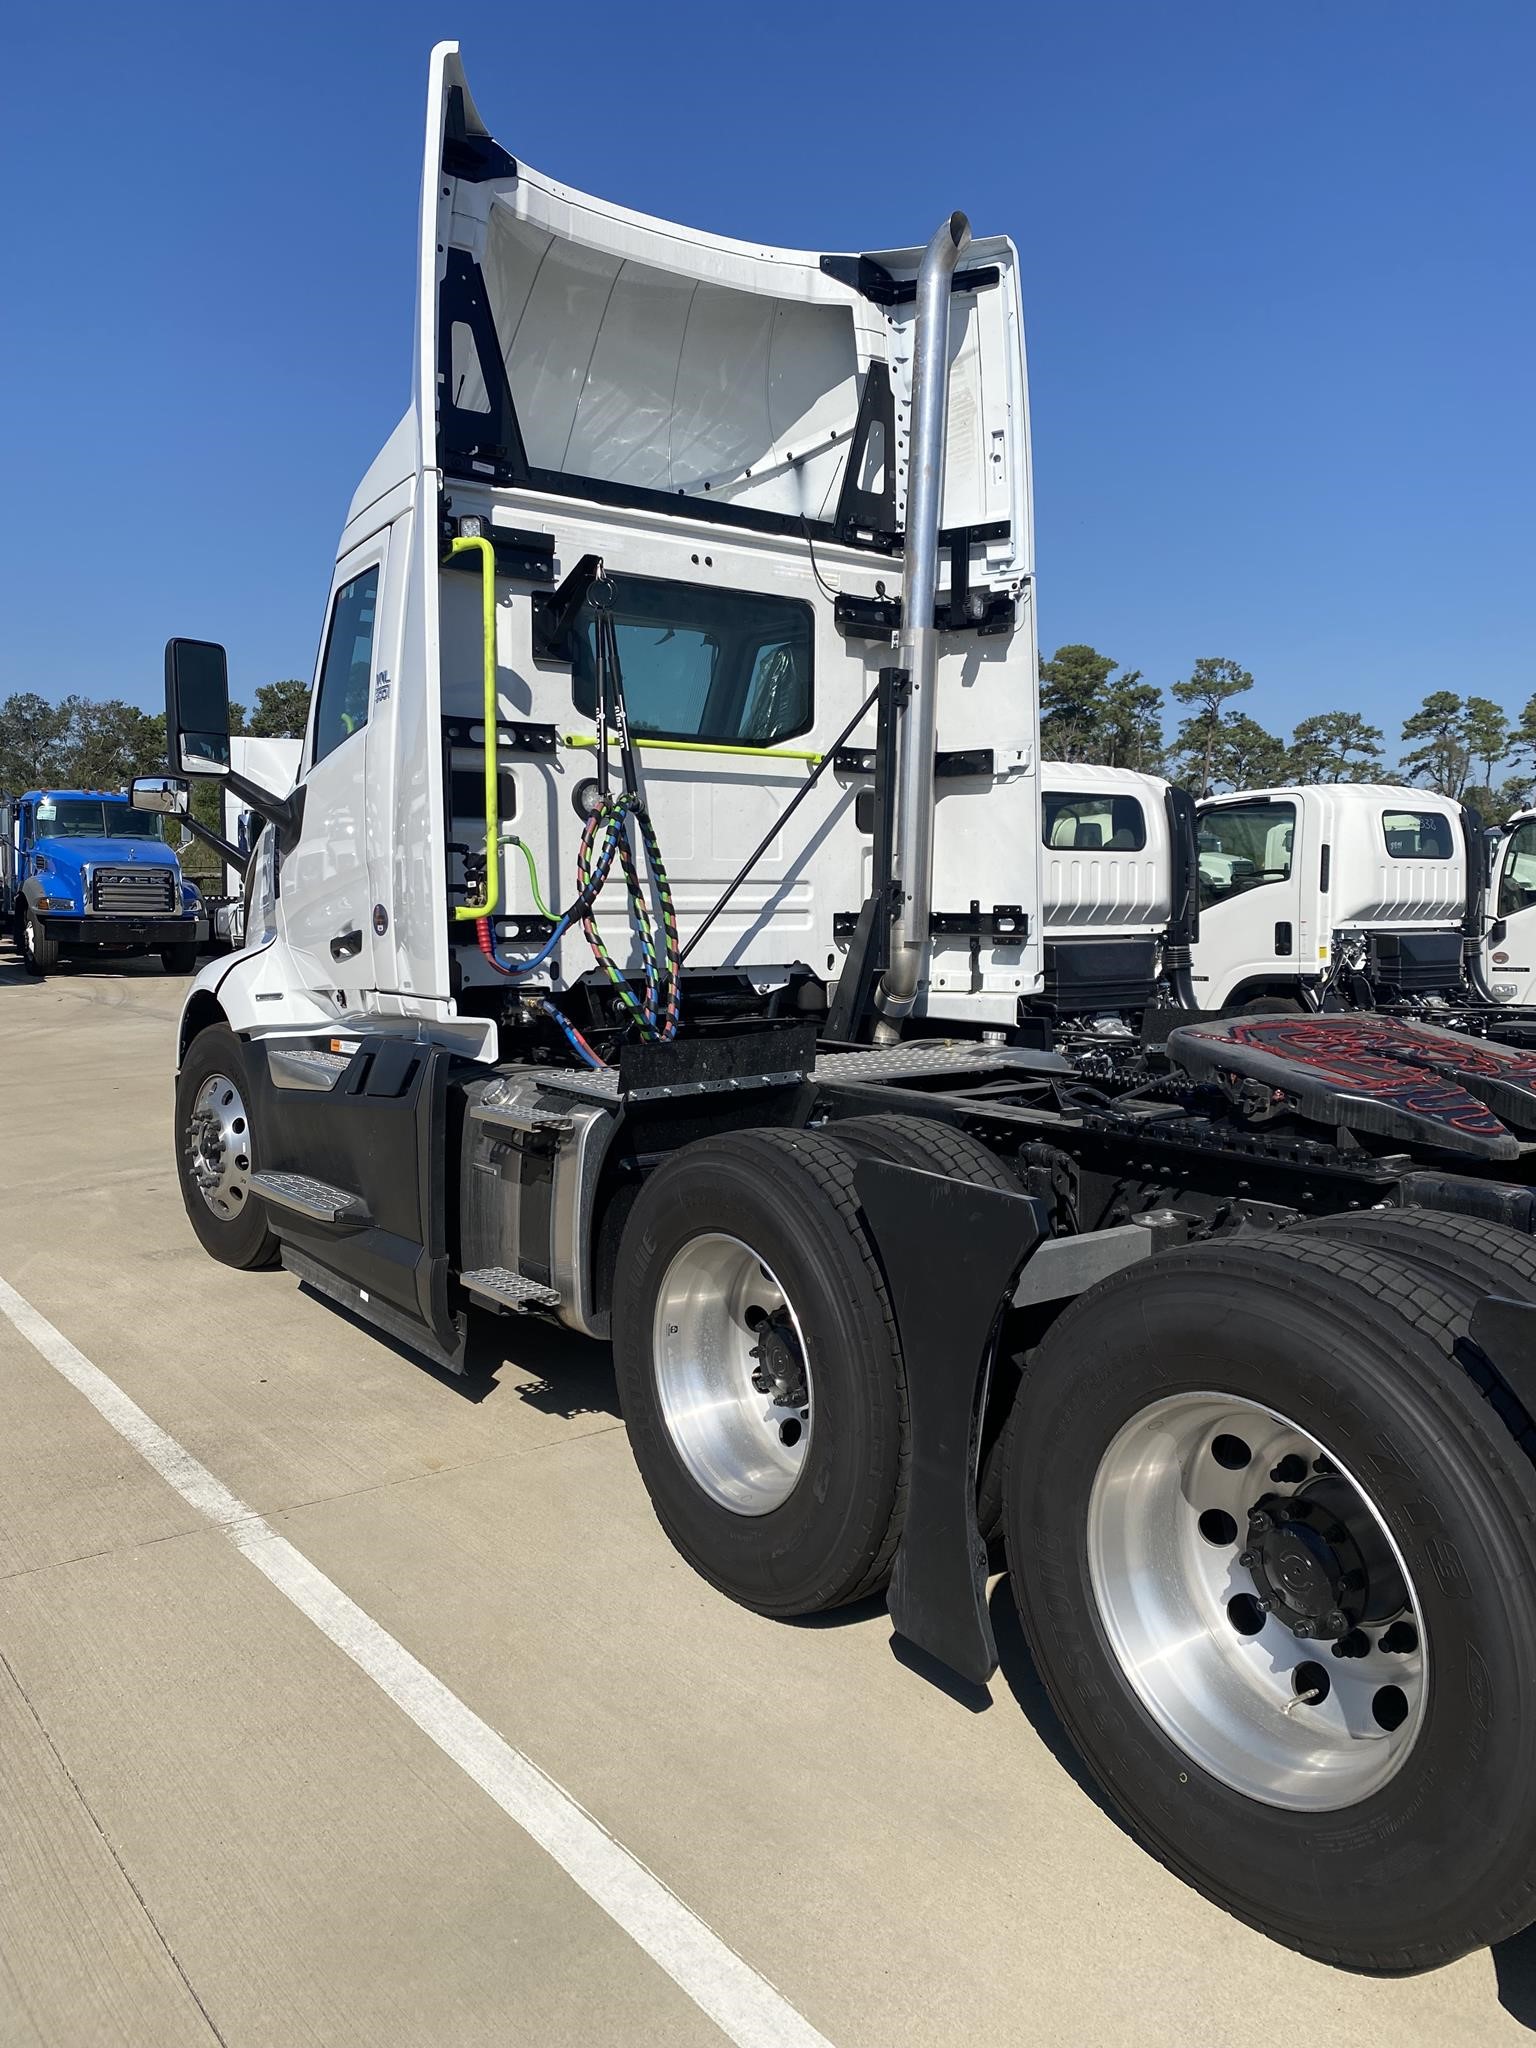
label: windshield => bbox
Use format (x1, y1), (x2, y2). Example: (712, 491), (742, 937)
(35, 800), (163, 840)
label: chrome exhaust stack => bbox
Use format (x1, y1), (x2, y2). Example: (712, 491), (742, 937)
(876, 210), (970, 1035)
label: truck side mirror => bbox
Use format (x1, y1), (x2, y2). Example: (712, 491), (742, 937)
(1489, 918), (1509, 946)
(131, 776), (190, 817)
(165, 638), (232, 775)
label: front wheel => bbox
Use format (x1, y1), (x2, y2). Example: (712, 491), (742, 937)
(174, 1025), (280, 1270)
(20, 907), (58, 975)
(160, 942), (199, 974)
(1005, 1233), (1536, 1968)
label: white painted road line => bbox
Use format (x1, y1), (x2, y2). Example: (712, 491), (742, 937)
(0, 1271), (836, 2048)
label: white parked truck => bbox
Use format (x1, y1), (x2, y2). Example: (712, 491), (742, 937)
(1038, 760), (1199, 1019)
(140, 43), (1536, 1972)
(1488, 807), (1536, 1007)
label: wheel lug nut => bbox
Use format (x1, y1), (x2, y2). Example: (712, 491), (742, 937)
(1239, 1548), (1258, 1569)
(1249, 1510), (1272, 1534)
(1292, 1623), (1311, 1639)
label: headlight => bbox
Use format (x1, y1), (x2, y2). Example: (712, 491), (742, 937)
(39, 895), (73, 911)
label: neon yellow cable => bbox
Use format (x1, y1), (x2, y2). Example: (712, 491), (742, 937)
(561, 733), (822, 764)
(448, 534), (499, 922)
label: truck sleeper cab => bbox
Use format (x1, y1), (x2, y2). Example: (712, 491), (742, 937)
(2, 789), (200, 976)
(146, 43), (1536, 1978)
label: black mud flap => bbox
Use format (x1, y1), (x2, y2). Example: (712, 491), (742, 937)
(248, 1035), (466, 1370)
(1470, 1295), (1536, 1416)
(852, 1157), (1048, 1686)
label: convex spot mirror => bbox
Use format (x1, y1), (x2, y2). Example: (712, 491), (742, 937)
(166, 637), (232, 776)
(131, 776), (189, 817)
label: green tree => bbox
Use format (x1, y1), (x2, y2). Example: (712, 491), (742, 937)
(1039, 644), (1115, 761)
(1464, 696), (1511, 792)
(0, 692), (74, 790)
(1170, 657), (1255, 796)
(1400, 691), (1474, 798)
(248, 678), (311, 738)
(1287, 710), (1385, 784)
(1212, 712), (1289, 792)
(1038, 645), (1165, 772)
(64, 699), (169, 790)
(1099, 668), (1166, 773)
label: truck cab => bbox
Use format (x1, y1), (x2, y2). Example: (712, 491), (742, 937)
(2, 788), (201, 977)
(1037, 761), (1198, 1023)
(1190, 782), (1475, 1010)
(1488, 807), (1536, 1006)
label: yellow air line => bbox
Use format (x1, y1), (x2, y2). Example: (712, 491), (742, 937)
(448, 535), (500, 921)
(560, 733), (824, 765)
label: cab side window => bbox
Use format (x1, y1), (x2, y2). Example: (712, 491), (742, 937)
(1499, 821), (1536, 917)
(311, 567), (380, 766)
(1197, 801), (1296, 910)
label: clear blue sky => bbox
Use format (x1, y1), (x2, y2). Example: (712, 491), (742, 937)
(2, 2), (1531, 755)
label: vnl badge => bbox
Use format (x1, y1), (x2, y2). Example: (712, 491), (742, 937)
(375, 669), (391, 704)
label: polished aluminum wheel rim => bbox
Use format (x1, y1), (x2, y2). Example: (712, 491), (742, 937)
(653, 1233), (812, 1515)
(1088, 1392), (1427, 1810)
(188, 1072), (253, 1221)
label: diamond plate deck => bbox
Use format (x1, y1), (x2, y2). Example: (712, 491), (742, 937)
(460, 1266), (562, 1311)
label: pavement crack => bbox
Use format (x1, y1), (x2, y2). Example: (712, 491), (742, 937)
(0, 1641), (231, 2048)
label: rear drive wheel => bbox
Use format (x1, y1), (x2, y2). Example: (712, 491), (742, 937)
(160, 942), (199, 974)
(612, 1128), (907, 1615)
(174, 1025), (280, 1270)
(20, 906), (57, 975)
(1006, 1233), (1536, 1968)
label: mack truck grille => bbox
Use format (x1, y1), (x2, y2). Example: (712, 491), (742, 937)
(91, 867), (176, 914)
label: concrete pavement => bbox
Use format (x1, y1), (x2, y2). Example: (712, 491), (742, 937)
(2, 950), (1535, 2046)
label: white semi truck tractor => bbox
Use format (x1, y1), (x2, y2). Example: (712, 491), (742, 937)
(139, 43), (1536, 1969)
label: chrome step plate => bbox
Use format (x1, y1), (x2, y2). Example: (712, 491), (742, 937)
(460, 1266), (562, 1312)
(250, 1170), (368, 1224)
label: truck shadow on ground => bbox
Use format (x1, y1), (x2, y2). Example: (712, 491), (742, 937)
(296, 1290), (622, 1418)
(1494, 1927), (1536, 2030)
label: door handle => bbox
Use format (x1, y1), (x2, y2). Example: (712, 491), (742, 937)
(330, 927), (363, 961)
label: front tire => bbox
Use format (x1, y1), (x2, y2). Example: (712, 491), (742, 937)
(1006, 1233), (1536, 1968)
(20, 907), (57, 975)
(174, 1025), (280, 1270)
(160, 942), (199, 974)
(613, 1128), (907, 1616)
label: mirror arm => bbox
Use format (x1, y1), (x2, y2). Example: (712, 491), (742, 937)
(224, 769), (304, 845)
(180, 813), (249, 877)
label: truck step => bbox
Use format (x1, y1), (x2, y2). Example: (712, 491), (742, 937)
(459, 1266), (562, 1312)
(250, 1170), (368, 1224)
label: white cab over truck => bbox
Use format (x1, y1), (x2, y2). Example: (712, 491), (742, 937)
(1488, 808), (1536, 1007)
(1039, 760), (1200, 1019)
(142, 44), (1536, 1972)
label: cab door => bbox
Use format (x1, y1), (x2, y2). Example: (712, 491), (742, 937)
(1490, 817), (1536, 1004)
(279, 533), (392, 995)
(1191, 796), (1304, 1005)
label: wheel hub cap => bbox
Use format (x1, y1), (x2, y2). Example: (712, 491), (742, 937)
(1088, 1392), (1427, 1810)
(187, 1073), (252, 1221)
(653, 1234), (812, 1516)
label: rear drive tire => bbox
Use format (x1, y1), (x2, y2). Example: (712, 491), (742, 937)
(20, 907), (57, 975)
(612, 1128), (907, 1616)
(174, 1025), (280, 1270)
(160, 942), (199, 974)
(1005, 1233), (1536, 1969)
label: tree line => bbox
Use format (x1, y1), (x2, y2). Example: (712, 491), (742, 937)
(1042, 646), (1536, 818)
(4, 662), (1533, 822)
(0, 680), (313, 795)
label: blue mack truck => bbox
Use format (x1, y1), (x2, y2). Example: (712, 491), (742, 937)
(0, 789), (202, 976)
